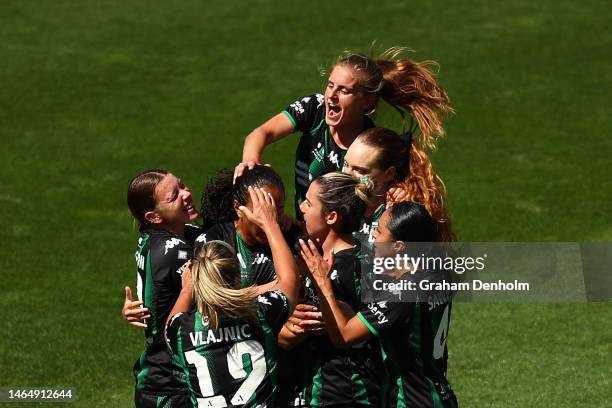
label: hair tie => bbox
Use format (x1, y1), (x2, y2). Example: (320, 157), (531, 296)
(360, 175), (370, 184)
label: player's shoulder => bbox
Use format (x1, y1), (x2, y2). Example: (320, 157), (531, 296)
(147, 229), (191, 260)
(287, 93), (325, 112)
(257, 290), (289, 309)
(196, 222), (235, 245)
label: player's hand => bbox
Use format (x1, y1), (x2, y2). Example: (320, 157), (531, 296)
(386, 182), (410, 207)
(181, 262), (193, 290)
(299, 239), (334, 284)
(238, 187), (278, 230)
(233, 162), (272, 182)
(122, 286), (149, 329)
(285, 304), (326, 334)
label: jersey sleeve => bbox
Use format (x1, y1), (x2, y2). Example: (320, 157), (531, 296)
(282, 94), (325, 133)
(184, 224), (203, 247)
(330, 253), (359, 305)
(165, 312), (184, 354)
(257, 290), (291, 334)
(357, 299), (413, 337)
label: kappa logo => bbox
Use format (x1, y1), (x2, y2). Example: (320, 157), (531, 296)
(252, 253), (270, 265)
(328, 151), (339, 167)
(316, 93), (324, 108)
(290, 101), (305, 115)
(135, 252), (145, 270)
(164, 238), (184, 254)
(257, 295), (272, 306)
(360, 222), (370, 235)
(195, 233), (207, 243)
(330, 269), (339, 281)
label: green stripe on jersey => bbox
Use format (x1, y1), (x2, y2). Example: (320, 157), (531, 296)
(357, 312), (380, 337)
(349, 358), (371, 405)
(309, 356), (323, 406)
(281, 110), (297, 129)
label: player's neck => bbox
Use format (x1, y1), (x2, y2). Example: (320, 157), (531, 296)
(321, 230), (354, 255)
(329, 118), (364, 149)
(366, 197), (385, 217)
(156, 223), (185, 239)
(235, 220), (258, 246)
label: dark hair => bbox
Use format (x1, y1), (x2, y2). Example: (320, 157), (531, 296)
(127, 169), (169, 228)
(387, 202), (438, 242)
(315, 172), (374, 234)
(200, 165), (285, 227)
(334, 48), (453, 151)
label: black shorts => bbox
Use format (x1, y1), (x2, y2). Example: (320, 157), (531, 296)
(134, 390), (190, 408)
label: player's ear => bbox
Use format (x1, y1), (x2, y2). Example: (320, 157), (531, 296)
(325, 210), (339, 226)
(392, 240), (406, 253)
(145, 210), (162, 224)
(233, 200), (243, 219)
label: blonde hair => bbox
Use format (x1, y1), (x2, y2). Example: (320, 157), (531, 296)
(315, 172), (375, 233)
(333, 47), (453, 151)
(191, 241), (259, 330)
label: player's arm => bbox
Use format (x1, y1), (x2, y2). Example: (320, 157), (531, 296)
(239, 187), (299, 308)
(299, 240), (372, 348)
(165, 264), (194, 326)
(235, 113), (295, 179)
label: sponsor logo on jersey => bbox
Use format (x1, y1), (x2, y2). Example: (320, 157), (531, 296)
(367, 301), (389, 325)
(164, 238), (184, 255)
(176, 260), (189, 275)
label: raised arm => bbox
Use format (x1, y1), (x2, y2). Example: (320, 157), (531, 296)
(299, 240), (372, 348)
(239, 186), (299, 308)
(235, 113), (295, 179)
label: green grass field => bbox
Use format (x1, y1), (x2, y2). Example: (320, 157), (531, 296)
(1, 0), (610, 406)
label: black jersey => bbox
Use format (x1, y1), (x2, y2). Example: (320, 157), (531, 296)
(296, 248), (382, 407)
(165, 290), (291, 408)
(357, 273), (458, 408)
(133, 228), (190, 394)
(195, 222), (299, 288)
(283, 94), (374, 218)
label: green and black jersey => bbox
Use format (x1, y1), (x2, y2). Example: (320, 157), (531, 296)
(354, 204), (386, 254)
(283, 94), (374, 218)
(133, 228), (190, 395)
(165, 290), (291, 408)
(357, 273), (458, 408)
(295, 248), (382, 407)
(195, 222), (298, 287)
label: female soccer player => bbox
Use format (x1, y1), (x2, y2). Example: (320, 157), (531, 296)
(343, 127), (453, 244)
(236, 48), (453, 217)
(280, 172), (383, 407)
(165, 186), (299, 407)
(197, 165), (300, 287)
(300, 202), (458, 407)
(125, 169), (199, 407)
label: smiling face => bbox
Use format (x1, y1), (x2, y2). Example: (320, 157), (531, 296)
(299, 181), (330, 242)
(149, 173), (198, 229)
(235, 185), (286, 245)
(343, 139), (396, 195)
(324, 64), (375, 129)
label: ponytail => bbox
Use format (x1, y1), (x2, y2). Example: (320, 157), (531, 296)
(335, 47), (453, 151)
(191, 241), (259, 330)
(315, 172), (375, 233)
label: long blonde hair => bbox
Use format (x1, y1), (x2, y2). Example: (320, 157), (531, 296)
(191, 241), (259, 330)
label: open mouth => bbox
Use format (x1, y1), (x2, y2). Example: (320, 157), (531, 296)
(327, 101), (341, 120)
(184, 203), (197, 216)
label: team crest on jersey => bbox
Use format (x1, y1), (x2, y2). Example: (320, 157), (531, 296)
(177, 250), (188, 260)
(164, 238), (184, 254)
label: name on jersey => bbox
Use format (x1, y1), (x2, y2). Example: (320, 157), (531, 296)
(189, 324), (252, 346)
(135, 252), (145, 270)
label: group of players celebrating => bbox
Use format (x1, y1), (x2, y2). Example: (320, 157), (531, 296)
(122, 47), (458, 408)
